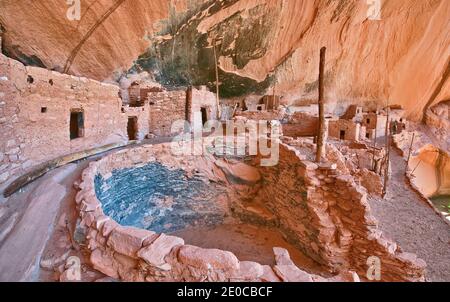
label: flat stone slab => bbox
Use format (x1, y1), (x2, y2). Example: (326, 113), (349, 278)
(178, 245), (240, 272)
(138, 233), (184, 267)
(107, 226), (155, 258)
(215, 160), (261, 184)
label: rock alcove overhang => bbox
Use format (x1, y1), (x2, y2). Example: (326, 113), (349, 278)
(128, 0), (276, 98)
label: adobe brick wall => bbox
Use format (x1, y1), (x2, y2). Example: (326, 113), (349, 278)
(0, 53), (140, 185)
(328, 119), (361, 141)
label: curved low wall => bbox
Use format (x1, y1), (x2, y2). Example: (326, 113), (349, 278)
(75, 141), (426, 282)
(249, 143), (426, 281)
(75, 143), (334, 282)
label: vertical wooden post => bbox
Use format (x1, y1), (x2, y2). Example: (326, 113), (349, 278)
(213, 38), (221, 120)
(383, 103), (391, 197)
(316, 47), (327, 163)
(272, 79), (276, 110)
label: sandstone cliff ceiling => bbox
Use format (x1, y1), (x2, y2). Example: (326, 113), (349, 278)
(0, 0), (449, 119)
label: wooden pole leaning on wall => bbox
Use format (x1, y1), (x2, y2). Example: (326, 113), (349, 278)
(382, 103), (391, 197)
(315, 47), (327, 163)
(406, 132), (416, 173)
(371, 134), (378, 172)
(213, 37), (221, 120)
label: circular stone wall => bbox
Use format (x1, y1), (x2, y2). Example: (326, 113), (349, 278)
(75, 140), (425, 282)
(75, 142), (334, 282)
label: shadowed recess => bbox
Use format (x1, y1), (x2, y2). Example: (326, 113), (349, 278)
(94, 162), (229, 233)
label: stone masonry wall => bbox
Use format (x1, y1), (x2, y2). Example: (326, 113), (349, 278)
(235, 111), (282, 121)
(148, 91), (186, 137)
(282, 112), (319, 137)
(75, 140), (426, 282)
(254, 143), (426, 281)
(328, 119), (361, 141)
(121, 105), (150, 141)
(75, 142), (360, 282)
(0, 53), (139, 185)
(189, 87), (217, 132)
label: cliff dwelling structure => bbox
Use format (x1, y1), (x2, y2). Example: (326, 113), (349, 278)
(0, 0), (449, 285)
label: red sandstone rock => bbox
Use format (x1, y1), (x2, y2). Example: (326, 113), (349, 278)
(215, 160), (261, 184)
(81, 212), (96, 228)
(137, 234), (184, 267)
(329, 271), (361, 282)
(260, 265), (281, 282)
(273, 265), (313, 282)
(93, 215), (110, 231)
(101, 220), (119, 238)
(398, 252), (427, 269)
(273, 247), (295, 266)
(80, 199), (100, 212)
(107, 226), (155, 258)
(90, 249), (119, 279)
(231, 261), (264, 281)
(70, 141), (429, 282)
(178, 245), (240, 272)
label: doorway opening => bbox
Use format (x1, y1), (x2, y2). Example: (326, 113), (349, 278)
(201, 107), (208, 126)
(127, 116), (138, 141)
(70, 110), (84, 140)
(340, 130), (346, 140)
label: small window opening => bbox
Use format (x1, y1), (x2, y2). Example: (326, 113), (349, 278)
(27, 75), (34, 84)
(201, 107), (208, 126)
(41, 107), (47, 113)
(49, 79), (54, 86)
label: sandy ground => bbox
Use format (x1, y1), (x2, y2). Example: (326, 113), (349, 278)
(367, 147), (450, 282)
